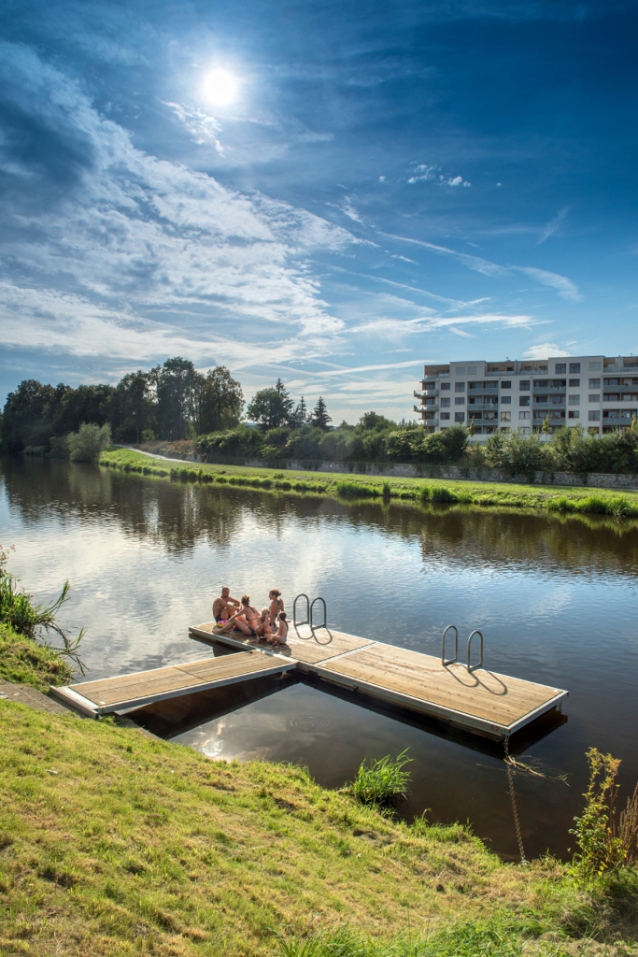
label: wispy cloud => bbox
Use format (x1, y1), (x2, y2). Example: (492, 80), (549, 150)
(351, 312), (537, 338)
(515, 266), (582, 301)
(538, 206), (569, 244)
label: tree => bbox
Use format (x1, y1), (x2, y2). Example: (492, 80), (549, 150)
(357, 411), (394, 431)
(112, 371), (154, 443)
(310, 396), (331, 430)
(198, 366), (244, 433)
(290, 396), (308, 428)
(247, 387), (292, 430)
(1, 379), (57, 451)
(152, 358), (201, 440)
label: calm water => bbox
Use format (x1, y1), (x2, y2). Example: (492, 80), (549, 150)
(2, 456), (638, 861)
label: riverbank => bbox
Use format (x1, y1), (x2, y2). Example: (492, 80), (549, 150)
(100, 447), (638, 519)
(0, 621), (74, 691)
(2, 696), (638, 956)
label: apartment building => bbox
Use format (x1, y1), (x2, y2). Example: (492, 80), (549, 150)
(414, 355), (638, 436)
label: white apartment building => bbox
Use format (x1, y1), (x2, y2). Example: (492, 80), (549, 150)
(414, 355), (638, 436)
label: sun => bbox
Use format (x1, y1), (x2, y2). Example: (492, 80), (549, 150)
(202, 68), (239, 108)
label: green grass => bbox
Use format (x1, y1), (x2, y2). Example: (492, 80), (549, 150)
(2, 699), (637, 956)
(0, 622), (74, 691)
(99, 447), (638, 521)
(350, 750), (412, 811)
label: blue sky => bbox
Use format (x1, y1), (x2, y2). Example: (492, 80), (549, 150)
(0, 0), (636, 421)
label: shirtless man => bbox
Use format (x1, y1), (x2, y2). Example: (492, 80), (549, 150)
(227, 595), (261, 637)
(212, 586), (240, 624)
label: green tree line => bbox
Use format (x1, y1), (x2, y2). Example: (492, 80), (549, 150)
(0, 358), (244, 453)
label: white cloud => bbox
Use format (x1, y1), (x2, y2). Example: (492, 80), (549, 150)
(163, 101), (225, 154)
(538, 206), (569, 244)
(351, 312), (536, 338)
(516, 266), (583, 302)
(523, 342), (572, 359)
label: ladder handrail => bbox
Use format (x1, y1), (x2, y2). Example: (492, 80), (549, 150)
(293, 593), (312, 639)
(310, 596), (327, 631)
(467, 630), (484, 673)
(441, 624), (458, 666)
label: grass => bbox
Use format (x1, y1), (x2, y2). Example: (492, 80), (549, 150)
(0, 622), (74, 691)
(1, 699), (638, 956)
(350, 750), (412, 811)
(99, 447), (638, 521)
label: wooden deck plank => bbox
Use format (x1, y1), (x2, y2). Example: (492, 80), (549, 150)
(68, 653), (291, 708)
(196, 622), (374, 665)
(318, 643), (563, 727)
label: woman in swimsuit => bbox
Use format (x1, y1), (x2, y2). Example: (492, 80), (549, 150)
(224, 595), (261, 637)
(269, 589), (284, 627)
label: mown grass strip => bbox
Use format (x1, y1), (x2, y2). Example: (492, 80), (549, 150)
(99, 448), (638, 520)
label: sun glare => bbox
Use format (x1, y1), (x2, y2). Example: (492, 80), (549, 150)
(202, 68), (238, 107)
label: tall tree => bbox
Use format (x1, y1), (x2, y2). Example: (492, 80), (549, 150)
(113, 371), (154, 443)
(291, 396), (308, 428)
(274, 378), (294, 423)
(198, 366), (244, 433)
(153, 357), (201, 440)
(310, 396), (331, 430)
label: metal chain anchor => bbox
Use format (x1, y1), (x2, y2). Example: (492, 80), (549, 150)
(504, 736), (527, 866)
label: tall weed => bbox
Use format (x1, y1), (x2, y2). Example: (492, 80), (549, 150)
(350, 749), (412, 810)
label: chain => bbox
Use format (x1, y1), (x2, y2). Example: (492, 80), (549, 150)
(504, 736), (527, 866)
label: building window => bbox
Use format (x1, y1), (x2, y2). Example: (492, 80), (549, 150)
(568, 411), (580, 419)
(569, 378), (580, 387)
(455, 382), (465, 392)
(455, 412), (465, 422)
(500, 411), (511, 422)
(519, 411), (530, 420)
(569, 363), (581, 373)
(534, 379), (549, 388)
(589, 361), (602, 371)
(501, 395), (511, 404)
(455, 367), (466, 375)
(589, 378), (601, 389)
(519, 380), (530, 391)
(441, 382), (451, 390)
(520, 427), (531, 434)
(555, 363), (566, 374)
(467, 366), (477, 374)
(568, 395), (580, 405)
(588, 410), (601, 421)
(441, 398), (450, 407)
(455, 397), (465, 405)
(501, 380), (511, 389)
(440, 412), (450, 420)
(589, 394), (600, 402)
(519, 396), (530, 406)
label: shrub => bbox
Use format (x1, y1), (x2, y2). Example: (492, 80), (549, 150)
(334, 480), (380, 498)
(351, 749), (412, 810)
(68, 423), (112, 462)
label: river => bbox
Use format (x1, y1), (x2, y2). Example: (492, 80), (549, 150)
(2, 455), (638, 861)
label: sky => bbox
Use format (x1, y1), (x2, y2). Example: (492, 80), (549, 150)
(0, 0), (637, 422)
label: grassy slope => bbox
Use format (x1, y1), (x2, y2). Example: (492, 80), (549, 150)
(0, 622), (74, 691)
(3, 699), (635, 957)
(100, 447), (638, 518)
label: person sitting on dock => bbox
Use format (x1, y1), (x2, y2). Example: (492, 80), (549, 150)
(268, 611), (288, 646)
(256, 607), (273, 642)
(224, 595), (261, 637)
(268, 589), (284, 627)
(213, 586), (240, 624)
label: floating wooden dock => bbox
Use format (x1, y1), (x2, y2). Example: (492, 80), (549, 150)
(50, 651), (296, 717)
(189, 621), (568, 740)
(50, 619), (567, 740)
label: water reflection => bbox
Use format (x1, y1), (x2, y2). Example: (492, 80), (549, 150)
(2, 456), (638, 862)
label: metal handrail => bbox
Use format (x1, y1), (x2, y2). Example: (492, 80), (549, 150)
(441, 625), (458, 666)
(293, 593), (312, 639)
(467, 630), (484, 673)
(310, 596), (327, 631)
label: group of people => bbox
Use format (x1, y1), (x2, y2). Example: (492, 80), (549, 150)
(212, 587), (288, 646)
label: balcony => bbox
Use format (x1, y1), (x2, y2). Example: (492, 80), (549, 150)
(533, 398), (566, 407)
(467, 402), (499, 411)
(467, 384), (498, 392)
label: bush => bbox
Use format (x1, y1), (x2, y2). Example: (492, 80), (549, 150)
(68, 423), (111, 462)
(351, 750), (412, 810)
(334, 480), (381, 498)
